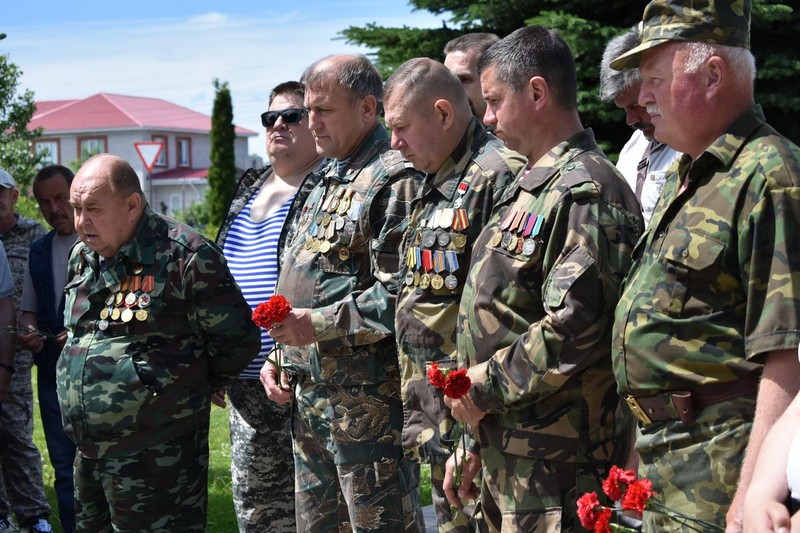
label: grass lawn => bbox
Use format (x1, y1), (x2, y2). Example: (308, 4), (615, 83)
(31, 368), (432, 532)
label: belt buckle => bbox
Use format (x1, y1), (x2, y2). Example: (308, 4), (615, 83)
(625, 395), (653, 426)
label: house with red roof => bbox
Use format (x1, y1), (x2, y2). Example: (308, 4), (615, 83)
(28, 93), (258, 215)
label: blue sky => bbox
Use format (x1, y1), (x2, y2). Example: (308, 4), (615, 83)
(2, 1), (447, 160)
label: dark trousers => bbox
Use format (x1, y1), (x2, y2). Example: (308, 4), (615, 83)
(37, 355), (76, 533)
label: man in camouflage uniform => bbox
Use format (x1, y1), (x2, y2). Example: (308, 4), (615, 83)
(609, 0), (800, 530)
(443, 27), (643, 532)
(61, 154), (260, 531)
(383, 57), (525, 533)
(263, 54), (424, 532)
(0, 168), (52, 533)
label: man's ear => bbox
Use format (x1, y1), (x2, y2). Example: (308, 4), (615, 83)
(434, 99), (456, 130)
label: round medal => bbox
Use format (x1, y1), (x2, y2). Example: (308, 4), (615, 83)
(98, 319), (109, 331)
(419, 273), (431, 290)
(453, 197), (463, 209)
(105, 294), (115, 306)
(490, 232), (503, 248)
(135, 309), (149, 321)
(121, 308), (134, 323)
(322, 213), (332, 227)
(124, 292), (137, 307)
(431, 274), (444, 290)
(344, 222), (356, 234)
(437, 231), (450, 247)
(304, 239), (313, 250)
(100, 308), (110, 320)
(338, 248), (351, 261)
(500, 232), (512, 249)
(444, 274), (458, 290)
(405, 271), (415, 286)
(423, 232), (437, 248)
(138, 293), (151, 307)
(522, 239), (536, 256)
(452, 233), (467, 249)
(319, 240), (331, 254)
(111, 308), (121, 321)
(506, 235), (518, 252)
(311, 239), (321, 253)
(413, 271), (421, 286)
(133, 264), (144, 274)
(329, 197), (340, 212)
(115, 293), (124, 306)
(335, 217), (345, 231)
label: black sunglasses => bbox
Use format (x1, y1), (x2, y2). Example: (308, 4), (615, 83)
(260, 108), (308, 128)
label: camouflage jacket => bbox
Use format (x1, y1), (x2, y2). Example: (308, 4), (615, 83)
(395, 119), (526, 460)
(59, 205), (260, 459)
(457, 129), (643, 462)
(614, 105), (800, 397)
(1, 215), (46, 369)
(276, 125), (422, 386)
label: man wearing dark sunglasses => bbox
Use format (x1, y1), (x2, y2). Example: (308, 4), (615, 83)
(263, 54), (425, 532)
(218, 81), (323, 533)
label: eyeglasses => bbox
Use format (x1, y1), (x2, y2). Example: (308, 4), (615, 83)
(260, 108), (308, 128)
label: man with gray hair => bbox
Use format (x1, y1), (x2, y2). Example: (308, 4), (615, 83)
(263, 54), (424, 531)
(600, 27), (680, 226)
(610, 0), (800, 529)
(444, 33), (499, 123)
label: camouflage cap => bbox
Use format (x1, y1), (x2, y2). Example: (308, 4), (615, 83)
(610, 0), (751, 71)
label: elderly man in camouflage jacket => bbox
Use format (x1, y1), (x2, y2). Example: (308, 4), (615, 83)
(383, 57), (525, 533)
(443, 27), (643, 532)
(263, 54), (424, 532)
(610, 0), (800, 530)
(61, 154), (260, 531)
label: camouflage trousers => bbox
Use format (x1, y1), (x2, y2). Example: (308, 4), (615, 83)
(480, 445), (612, 532)
(636, 396), (755, 531)
(74, 427), (209, 532)
(429, 460), (485, 533)
(293, 377), (424, 532)
(0, 364), (51, 526)
(228, 379), (295, 532)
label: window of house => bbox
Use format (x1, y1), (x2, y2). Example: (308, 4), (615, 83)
(78, 137), (107, 161)
(177, 137), (191, 167)
(152, 135), (167, 167)
(170, 194), (182, 214)
(34, 140), (60, 165)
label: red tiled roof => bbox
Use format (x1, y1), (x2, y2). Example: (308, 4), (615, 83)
(29, 93), (256, 136)
(150, 167), (208, 180)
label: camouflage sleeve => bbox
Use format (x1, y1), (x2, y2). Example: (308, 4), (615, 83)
(310, 170), (420, 345)
(470, 193), (638, 412)
(183, 241), (261, 389)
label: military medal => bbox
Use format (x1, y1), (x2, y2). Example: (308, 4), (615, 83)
(515, 235), (525, 254)
(437, 231), (450, 247)
(431, 275), (444, 290)
(111, 308), (121, 321)
(105, 294), (115, 306)
(522, 239), (536, 255)
(311, 239), (321, 253)
(452, 233), (467, 249)
(319, 240), (331, 253)
(419, 273), (431, 289)
(121, 308), (134, 323)
(454, 182), (468, 209)
(338, 248), (350, 261)
(100, 308), (110, 320)
(500, 232), (512, 249)
(413, 271), (421, 286)
(423, 231), (437, 248)
(431, 250), (445, 290)
(135, 309), (148, 321)
(98, 319), (109, 331)
(338, 189), (353, 216)
(405, 271), (415, 286)
(490, 232), (503, 248)
(115, 292), (124, 306)
(125, 292), (137, 307)
(335, 216), (345, 231)
(139, 293), (151, 307)
(133, 264), (143, 275)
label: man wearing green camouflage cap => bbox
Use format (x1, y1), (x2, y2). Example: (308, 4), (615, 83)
(610, 0), (800, 530)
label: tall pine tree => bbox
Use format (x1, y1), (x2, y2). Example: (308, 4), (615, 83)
(342, 0), (800, 154)
(206, 78), (237, 228)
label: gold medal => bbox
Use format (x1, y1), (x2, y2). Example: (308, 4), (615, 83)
(506, 235), (518, 252)
(490, 232), (503, 248)
(338, 248), (350, 261)
(305, 239), (313, 250)
(420, 273), (431, 289)
(311, 239), (321, 253)
(121, 308), (134, 323)
(431, 274), (444, 290)
(413, 271), (421, 286)
(115, 293), (124, 306)
(453, 233), (467, 249)
(135, 309), (149, 321)
(319, 240), (331, 253)
(111, 308), (121, 321)
(322, 213), (332, 227)
(100, 308), (110, 320)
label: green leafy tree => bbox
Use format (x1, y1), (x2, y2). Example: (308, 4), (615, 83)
(206, 78), (237, 227)
(341, 0), (800, 155)
(0, 51), (44, 189)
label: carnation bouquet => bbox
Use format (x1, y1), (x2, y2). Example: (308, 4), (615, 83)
(577, 465), (724, 532)
(427, 362), (472, 510)
(252, 295), (292, 390)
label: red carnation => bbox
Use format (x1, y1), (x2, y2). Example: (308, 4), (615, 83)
(252, 295), (292, 329)
(577, 491), (601, 529)
(427, 362), (446, 389)
(602, 465), (637, 501)
(621, 478), (654, 516)
(593, 507), (612, 533)
(443, 368), (472, 399)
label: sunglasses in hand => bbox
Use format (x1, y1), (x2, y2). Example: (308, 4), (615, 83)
(261, 108), (309, 128)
